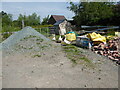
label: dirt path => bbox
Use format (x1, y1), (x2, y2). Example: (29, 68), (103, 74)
(2, 41), (118, 88)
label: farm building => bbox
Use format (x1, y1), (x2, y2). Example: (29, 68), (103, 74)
(53, 19), (72, 35)
(48, 15), (66, 25)
(48, 15), (73, 35)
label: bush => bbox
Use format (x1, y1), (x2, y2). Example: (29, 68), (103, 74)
(2, 25), (20, 40)
(2, 25), (20, 33)
(107, 29), (115, 36)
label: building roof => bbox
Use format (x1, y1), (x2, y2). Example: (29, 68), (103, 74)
(51, 15), (66, 22)
(54, 19), (66, 26)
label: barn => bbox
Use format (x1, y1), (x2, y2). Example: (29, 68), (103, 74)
(48, 15), (72, 35)
(54, 19), (72, 35)
(48, 15), (66, 25)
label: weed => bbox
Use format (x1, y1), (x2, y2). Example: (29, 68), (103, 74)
(41, 45), (48, 49)
(62, 44), (94, 67)
(22, 35), (37, 40)
(55, 35), (60, 40)
(36, 42), (41, 45)
(36, 38), (43, 42)
(28, 47), (33, 49)
(33, 54), (41, 57)
(49, 44), (52, 46)
(79, 57), (91, 63)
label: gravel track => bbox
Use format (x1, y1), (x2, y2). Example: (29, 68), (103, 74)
(1, 27), (119, 88)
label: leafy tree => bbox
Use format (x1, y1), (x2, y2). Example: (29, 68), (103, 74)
(113, 2), (120, 21)
(27, 13), (40, 25)
(41, 15), (49, 25)
(17, 14), (24, 28)
(68, 2), (114, 26)
(17, 12), (40, 28)
(1, 11), (12, 26)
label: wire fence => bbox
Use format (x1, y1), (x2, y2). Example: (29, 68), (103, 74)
(34, 27), (51, 38)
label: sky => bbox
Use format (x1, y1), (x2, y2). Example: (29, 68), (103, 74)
(1, 2), (75, 21)
(1, 0), (119, 2)
(1, 0), (120, 21)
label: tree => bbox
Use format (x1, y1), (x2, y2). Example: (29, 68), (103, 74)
(17, 14), (24, 28)
(112, 2), (120, 25)
(17, 12), (41, 28)
(68, 2), (114, 26)
(41, 15), (49, 25)
(1, 11), (13, 26)
(27, 13), (40, 25)
(0, 11), (20, 39)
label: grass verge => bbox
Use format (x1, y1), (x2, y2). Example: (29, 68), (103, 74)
(62, 44), (94, 67)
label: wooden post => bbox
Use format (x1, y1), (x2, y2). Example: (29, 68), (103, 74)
(40, 28), (41, 33)
(22, 19), (24, 29)
(47, 28), (49, 37)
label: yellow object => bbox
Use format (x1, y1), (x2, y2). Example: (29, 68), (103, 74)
(115, 32), (120, 37)
(66, 33), (76, 41)
(115, 32), (118, 36)
(87, 32), (106, 43)
(106, 36), (113, 40)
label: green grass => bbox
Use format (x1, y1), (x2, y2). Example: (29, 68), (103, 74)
(107, 29), (115, 36)
(32, 54), (41, 57)
(79, 57), (91, 63)
(35, 28), (50, 37)
(32, 25), (53, 28)
(1, 26), (21, 41)
(39, 45), (48, 50)
(20, 35), (43, 42)
(55, 35), (60, 40)
(62, 44), (94, 67)
(28, 47), (33, 49)
(20, 35), (35, 41)
(36, 38), (43, 42)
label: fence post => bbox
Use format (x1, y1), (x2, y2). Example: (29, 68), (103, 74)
(22, 20), (24, 29)
(40, 28), (41, 33)
(47, 27), (49, 37)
